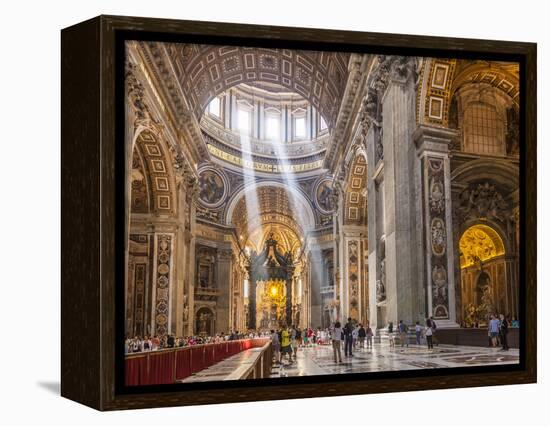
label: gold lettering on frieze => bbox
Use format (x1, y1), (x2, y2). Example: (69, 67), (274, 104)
(207, 144), (322, 173)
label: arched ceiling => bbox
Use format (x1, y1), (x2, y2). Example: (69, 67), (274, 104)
(247, 223), (302, 260)
(417, 58), (519, 128)
(231, 186), (306, 252)
(162, 43), (351, 128)
(459, 224), (505, 268)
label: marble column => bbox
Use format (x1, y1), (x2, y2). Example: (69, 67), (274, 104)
(414, 125), (459, 327)
(309, 248), (324, 328)
(379, 59), (421, 326)
(366, 127), (383, 329)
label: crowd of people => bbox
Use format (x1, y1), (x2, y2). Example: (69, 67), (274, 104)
(126, 313), (513, 358)
(267, 320), (375, 364)
(124, 330), (266, 354)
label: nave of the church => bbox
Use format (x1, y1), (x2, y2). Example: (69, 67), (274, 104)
(124, 40), (521, 384)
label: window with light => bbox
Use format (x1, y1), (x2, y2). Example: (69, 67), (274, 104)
(294, 116), (306, 140)
(265, 115), (280, 141)
(237, 107), (252, 134)
(207, 96), (221, 118)
(462, 102), (506, 155)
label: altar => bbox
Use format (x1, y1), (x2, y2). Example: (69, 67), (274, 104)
(247, 234), (295, 330)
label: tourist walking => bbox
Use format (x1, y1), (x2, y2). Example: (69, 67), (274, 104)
(366, 324), (373, 349)
(425, 323), (434, 349)
(344, 317), (354, 357)
(270, 329), (280, 364)
(358, 324), (366, 349)
(280, 325), (293, 364)
(352, 325), (359, 349)
(488, 314), (500, 347)
(415, 321), (422, 345)
(388, 321), (395, 348)
(331, 321), (343, 363)
(499, 314), (509, 351)
(398, 320), (409, 347)
(429, 316), (439, 346)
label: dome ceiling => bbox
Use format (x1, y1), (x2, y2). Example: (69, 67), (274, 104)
(161, 43), (351, 128)
(199, 82), (330, 170)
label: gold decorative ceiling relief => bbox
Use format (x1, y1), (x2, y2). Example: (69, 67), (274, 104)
(459, 224), (505, 268)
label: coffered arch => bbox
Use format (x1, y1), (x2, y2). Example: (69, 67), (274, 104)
(161, 43), (351, 127)
(132, 128), (178, 216)
(226, 181), (315, 249)
(344, 151), (367, 225)
(417, 59), (519, 128)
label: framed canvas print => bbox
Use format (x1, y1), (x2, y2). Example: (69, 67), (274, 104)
(61, 15), (536, 410)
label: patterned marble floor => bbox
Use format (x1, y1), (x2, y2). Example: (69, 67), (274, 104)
(272, 343), (519, 378)
(177, 342), (519, 382)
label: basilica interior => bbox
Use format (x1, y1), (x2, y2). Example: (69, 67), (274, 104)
(124, 41), (520, 341)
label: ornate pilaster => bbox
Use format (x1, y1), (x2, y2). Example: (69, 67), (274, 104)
(414, 125), (459, 327)
(216, 248), (233, 333)
(152, 234), (173, 337)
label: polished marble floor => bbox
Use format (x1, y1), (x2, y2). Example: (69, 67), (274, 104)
(273, 342), (519, 378)
(178, 342), (519, 382)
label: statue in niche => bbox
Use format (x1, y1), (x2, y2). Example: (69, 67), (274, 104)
(376, 279), (386, 303)
(198, 311), (211, 333)
(377, 236), (387, 302)
(182, 294), (189, 322)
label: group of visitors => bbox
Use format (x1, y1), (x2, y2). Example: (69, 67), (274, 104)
(487, 313), (510, 351)
(330, 318), (374, 363)
(386, 317), (439, 349)
(124, 330), (260, 354)
(127, 312), (513, 359)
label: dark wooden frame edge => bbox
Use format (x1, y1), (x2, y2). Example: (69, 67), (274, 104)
(61, 14), (537, 411)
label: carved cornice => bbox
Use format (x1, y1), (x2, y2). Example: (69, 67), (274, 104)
(324, 54), (372, 173)
(136, 41), (210, 165)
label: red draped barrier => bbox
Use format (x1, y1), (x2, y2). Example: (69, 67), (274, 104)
(189, 345), (205, 374)
(148, 351), (175, 385)
(175, 348), (191, 380)
(125, 339), (270, 386)
(204, 344), (215, 368)
(124, 355), (148, 386)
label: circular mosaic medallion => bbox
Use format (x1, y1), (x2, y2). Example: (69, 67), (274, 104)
(158, 252), (170, 263)
(157, 263), (170, 275)
(198, 168), (227, 208)
(155, 314), (167, 325)
(315, 178), (335, 214)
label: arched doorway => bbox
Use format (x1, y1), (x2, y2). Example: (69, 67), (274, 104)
(195, 307), (215, 336)
(459, 224), (506, 326)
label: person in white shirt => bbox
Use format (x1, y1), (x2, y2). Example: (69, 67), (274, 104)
(352, 325), (359, 349)
(415, 322), (423, 345)
(425, 322), (434, 349)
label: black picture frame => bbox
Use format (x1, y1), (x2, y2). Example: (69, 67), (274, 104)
(61, 15), (536, 411)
